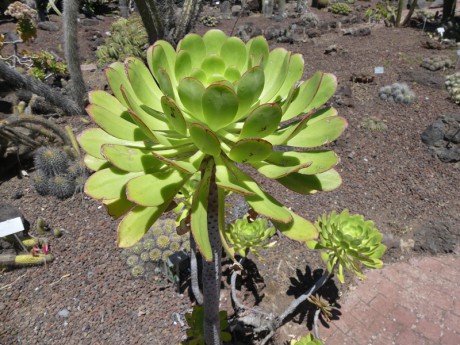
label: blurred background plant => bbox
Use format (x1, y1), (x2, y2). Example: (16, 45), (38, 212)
(378, 82), (416, 104)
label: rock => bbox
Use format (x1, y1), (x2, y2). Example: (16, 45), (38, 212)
(245, 0), (261, 12)
(58, 308), (71, 318)
(37, 21), (60, 32)
(79, 18), (98, 27)
(235, 23), (262, 42)
(399, 70), (445, 89)
(96, 15), (105, 21)
(342, 27), (371, 37)
(264, 26), (285, 41)
(414, 220), (457, 254)
(421, 113), (460, 163)
(232, 5), (241, 16)
(331, 84), (353, 108)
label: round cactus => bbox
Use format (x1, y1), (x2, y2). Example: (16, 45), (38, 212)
(131, 242), (144, 254)
(445, 72), (460, 104)
(329, 3), (352, 15)
(378, 83), (416, 104)
(126, 254), (140, 266)
(421, 56), (453, 71)
(161, 249), (173, 262)
(149, 248), (162, 261)
(143, 238), (156, 250)
(156, 235), (170, 249)
(140, 251), (150, 262)
(48, 175), (75, 199)
(32, 170), (49, 196)
(34, 146), (70, 176)
(131, 265), (145, 278)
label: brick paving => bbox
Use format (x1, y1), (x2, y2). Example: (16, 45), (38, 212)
(318, 255), (460, 345)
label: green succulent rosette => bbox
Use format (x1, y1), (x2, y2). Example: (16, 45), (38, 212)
(226, 217), (276, 257)
(308, 209), (386, 283)
(290, 333), (324, 345)
(78, 29), (347, 261)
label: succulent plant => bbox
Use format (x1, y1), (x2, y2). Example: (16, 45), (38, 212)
(200, 15), (219, 27)
(421, 56), (453, 71)
(307, 294), (334, 322)
(34, 146), (70, 176)
(131, 264), (145, 277)
(30, 50), (68, 81)
(378, 83), (416, 104)
(182, 305), (231, 345)
(329, 3), (352, 15)
(79, 29), (346, 258)
(445, 72), (460, 104)
(360, 116), (388, 132)
(225, 216), (276, 257)
(96, 16), (148, 68)
(32, 170), (49, 196)
(308, 209), (386, 283)
(290, 334), (323, 345)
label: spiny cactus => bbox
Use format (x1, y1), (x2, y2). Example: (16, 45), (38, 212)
(360, 116), (388, 132)
(200, 15), (219, 27)
(421, 56), (453, 71)
(96, 16), (148, 68)
(33, 146), (88, 199)
(445, 72), (460, 104)
(34, 146), (70, 176)
(329, 3), (352, 15)
(0, 253), (54, 268)
(122, 218), (190, 278)
(378, 83), (416, 104)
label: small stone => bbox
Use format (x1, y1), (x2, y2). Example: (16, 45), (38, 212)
(80, 64), (97, 72)
(58, 308), (70, 318)
(37, 22), (60, 32)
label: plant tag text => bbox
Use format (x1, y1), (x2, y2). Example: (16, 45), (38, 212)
(374, 67), (384, 74)
(0, 217), (24, 237)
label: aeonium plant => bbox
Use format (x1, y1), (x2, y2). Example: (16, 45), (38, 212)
(78, 29), (347, 344)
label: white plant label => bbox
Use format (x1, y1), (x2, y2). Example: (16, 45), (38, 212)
(0, 217), (24, 237)
(437, 27), (445, 37)
(374, 67), (384, 74)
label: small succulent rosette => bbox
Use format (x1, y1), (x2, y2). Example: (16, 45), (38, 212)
(290, 333), (324, 345)
(307, 209), (386, 283)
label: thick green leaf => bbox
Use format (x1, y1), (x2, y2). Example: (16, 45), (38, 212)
(178, 77), (205, 121)
(273, 210), (318, 242)
(89, 90), (126, 113)
(286, 116), (348, 148)
(86, 103), (147, 141)
(275, 53), (304, 100)
(177, 33), (206, 69)
(147, 41), (176, 86)
(152, 151), (204, 174)
(254, 150), (339, 178)
(307, 106), (338, 125)
(236, 66), (265, 119)
(224, 66), (241, 83)
(105, 62), (132, 107)
(126, 169), (189, 207)
(246, 36), (269, 68)
(282, 71), (337, 121)
(117, 204), (169, 247)
(222, 159), (292, 223)
(260, 48), (290, 103)
(203, 29), (227, 55)
(78, 128), (147, 160)
(240, 103), (282, 139)
(175, 50), (192, 81)
(214, 156), (254, 195)
(190, 159), (214, 261)
(220, 37), (247, 72)
(101, 144), (164, 172)
(126, 58), (163, 112)
(229, 138), (272, 163)
(156, 67), (175, 100)
(190, 68), (207, 84)
(103, 197), (135, 219)
(201, 55), (226, 75)
(161, 96), (187, 135)
(85, 167), (143, 200)
(84, 154), (110, 171)
(202, 84), (239, 131)
(189, 123), (221, 156)
(276, 169), (342, 194)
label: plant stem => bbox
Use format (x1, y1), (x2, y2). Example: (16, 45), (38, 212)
(278, 268), (332, 323)
(230, 256), (247, 311)
(190, 235), (203, 305)
(202, 167), (222, 345)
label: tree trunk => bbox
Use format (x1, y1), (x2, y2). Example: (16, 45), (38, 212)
(133, 0), (159, 44)
(173, 0), (203, 44)
(119, 0), (129, 18)
(63, 0), (86, 112)
(202, 169), (222, 345)
(0, 61), (81, 115)
(401, 0), (418, 27)
(442, 0), (456, 23)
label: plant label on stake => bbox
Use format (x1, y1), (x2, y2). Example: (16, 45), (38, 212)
(0, 217), (27, 252)
(437, 27), (445, 38)
(374, 67), (384, 74)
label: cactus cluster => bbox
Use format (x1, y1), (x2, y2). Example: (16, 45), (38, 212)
(121, 219), (190, 278)
(445, 72), (460, 104)
(421, 56), (453, 71)
(200, 15), (219, 27)
(329, 3), (352, 15)
(32, 146), (88, 199)
(378, 83), (416, 104)
(96, 16), (148, 68)
(360, 116), (388, 132)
